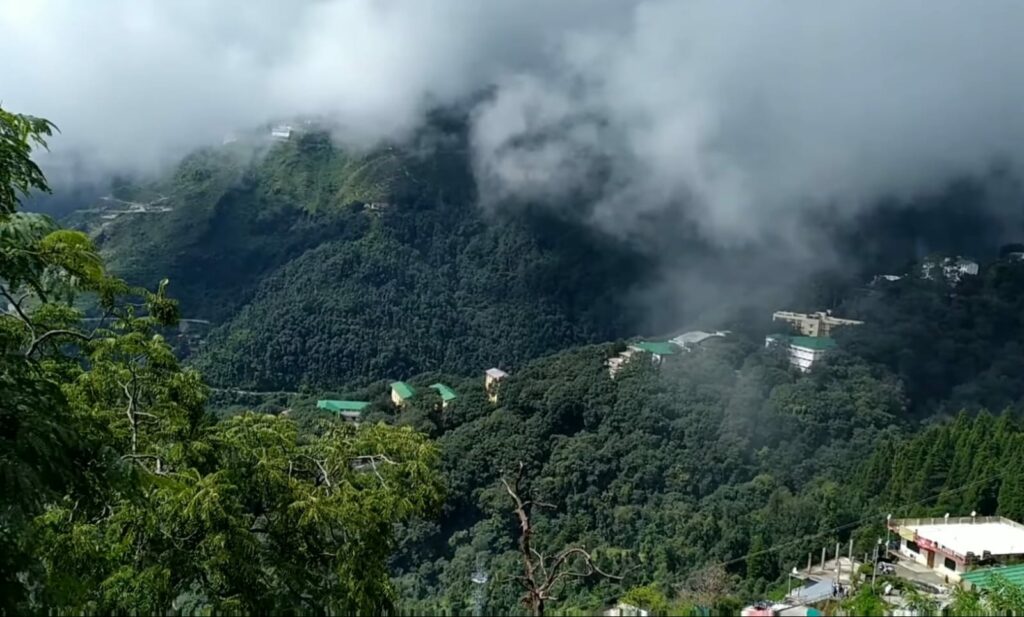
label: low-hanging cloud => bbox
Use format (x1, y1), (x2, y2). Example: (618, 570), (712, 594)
(3, 0), (1024, 246)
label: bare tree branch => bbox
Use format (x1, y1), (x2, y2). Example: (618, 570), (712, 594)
(1, 283), (36, 339)
(25, 328), (91, 357)
(500, 461), (623, 617)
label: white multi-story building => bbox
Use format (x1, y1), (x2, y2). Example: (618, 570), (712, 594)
(765, 335), (837, 372)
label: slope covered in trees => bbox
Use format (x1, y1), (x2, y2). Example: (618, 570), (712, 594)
(76, 125), (650, 390)
(249, 254), (1024, 614)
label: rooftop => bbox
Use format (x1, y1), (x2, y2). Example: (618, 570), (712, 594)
(788, 336), (837, 351)
(486, 368), (508, 379)
(629, 341), (679, 355)
(670, 330), (729, 346)
(961, 563), (1024, 592)
(317, 400), (369, 412)
(390, 381), (416, 399)
(894, 517), (1024, 557)
(429, 383), (458, 402)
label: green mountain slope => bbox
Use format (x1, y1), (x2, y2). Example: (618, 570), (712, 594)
(82, 127), (649, 389)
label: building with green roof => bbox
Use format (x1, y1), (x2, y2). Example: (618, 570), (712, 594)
(390, 381), (416, 407)
(317, 400), (369, 422)
(429, 383), (458, 409)
(629, 341), (679, 357)
(961, 563), (1024, 592)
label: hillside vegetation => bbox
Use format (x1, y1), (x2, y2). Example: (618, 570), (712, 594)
(82, 128), (649, 390)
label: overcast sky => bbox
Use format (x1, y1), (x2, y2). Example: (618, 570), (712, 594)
(3, 0), (1024, 245)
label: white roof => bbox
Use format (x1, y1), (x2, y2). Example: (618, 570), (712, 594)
(910, 521), (1024, 556)
(486, 367), (508, 378)
(670, 330), (728, 346)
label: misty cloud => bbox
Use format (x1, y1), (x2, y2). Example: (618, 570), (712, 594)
(3, 0), (1024, 245)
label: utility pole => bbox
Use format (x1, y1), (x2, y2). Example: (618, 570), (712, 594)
(807, 553), (812, 572)
(834, 542), (841, 587)
(820, 546), (826, 571)
(885, 513), (892, 556)
(848, 538), (854, 582)
(871, 538), (882, 587)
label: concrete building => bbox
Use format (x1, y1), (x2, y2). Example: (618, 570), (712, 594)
(921, 257), (979, 283)
(270, 125), (293, 140)
(669, 330), (729, 351)
(603, 602), (649, 617)
(606, 348), (635, 379)
(628, 341), (679, 363)
(772, 311), (864, 338)
(888, 516), (1024, 582)
(766, 335), (837, 372)
(390, 381), (415, 407)
(485, 368), (508, 404)
(607, 341), (679, 378)
(870, 274), (903, 286)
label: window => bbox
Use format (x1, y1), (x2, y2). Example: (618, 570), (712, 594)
(906, 540), (919, 553)
(944, 557), (957, 571)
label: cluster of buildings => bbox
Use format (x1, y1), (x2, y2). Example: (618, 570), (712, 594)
(765, 310), (863, 372)
(735, 514), (1024, 617)
(920, 256), (979, 283)
(316, 367), (510, 423)
(606, 332), (729, 378)
(889, 515), (1024, 584)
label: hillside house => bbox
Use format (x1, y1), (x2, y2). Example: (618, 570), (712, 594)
(772, 311), (863, 338)
(628, 341), (679, 363)
(669, 330), (729, 351)
(889, 516), (1024, 583)
(766, 335), (837, 372)
(316, 399), (369, 422)
(485, 368), (508, 404)
(921, 256), (979, 283)
(607, 340), (680, 378)
(390, 381), (416, 407)
(870, 274), (903, 286)
(606, 348), (635, 378)
(270, 125), (292, 140)
(603, 602), (649, 617)
(429, 383), (457, 410)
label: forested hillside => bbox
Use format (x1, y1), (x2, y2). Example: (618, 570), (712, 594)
(247, 254), (1024, 614)
(15, 95), (1024, 615)
(77, 126), (649, 390)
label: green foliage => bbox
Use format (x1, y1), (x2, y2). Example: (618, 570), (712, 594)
(621, 584), (670, 616)
(80, 126), (647, 388)
(840, 585), (889, 616)
(0, 107), (55, 217)
(1, 107), (443, 613)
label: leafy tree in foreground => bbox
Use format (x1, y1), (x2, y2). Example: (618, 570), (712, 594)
(1, 105), (443, 613)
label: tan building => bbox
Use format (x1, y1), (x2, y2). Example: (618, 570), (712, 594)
(772, 310), (863, 338)
(485, 368), (508, 404)
(389, 381), (415, 407)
